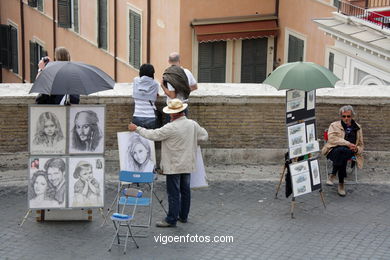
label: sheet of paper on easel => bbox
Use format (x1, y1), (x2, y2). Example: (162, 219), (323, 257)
(190, 146), (208, 188)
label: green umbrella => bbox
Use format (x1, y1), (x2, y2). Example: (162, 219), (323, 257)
(263, 61), (340, 91)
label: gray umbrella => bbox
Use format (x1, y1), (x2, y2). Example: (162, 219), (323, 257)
(29, 61), (115, 95)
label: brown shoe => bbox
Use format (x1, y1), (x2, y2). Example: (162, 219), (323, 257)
(156, 220), (176, 228)
(338, 183), (346, 197)
(326, 174), (336, 186)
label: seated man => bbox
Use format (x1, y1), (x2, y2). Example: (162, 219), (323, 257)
(322, 105), (364, 197)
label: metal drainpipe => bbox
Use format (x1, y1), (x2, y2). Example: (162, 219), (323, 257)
(273, 0), (279, 69)
(146, 0), (151, 63)
(114, 0), (117, 81)
(53, 0), (56, 56)
(20, 0), (26, 82)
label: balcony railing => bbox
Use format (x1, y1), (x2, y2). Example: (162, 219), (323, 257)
(338, 1), (390, 30)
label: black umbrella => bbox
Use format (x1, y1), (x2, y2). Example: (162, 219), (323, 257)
(29, 61), (115, 95)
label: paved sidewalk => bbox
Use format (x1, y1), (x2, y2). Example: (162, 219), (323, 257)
(1, 165), (390, 259)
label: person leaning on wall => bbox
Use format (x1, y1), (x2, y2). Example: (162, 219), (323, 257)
(322, 105), (364, 197)
(35, 46), (80, 105)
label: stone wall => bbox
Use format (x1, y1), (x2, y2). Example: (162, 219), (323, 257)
(1, 83), (390, 169)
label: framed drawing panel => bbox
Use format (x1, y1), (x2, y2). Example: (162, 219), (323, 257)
(68, 105), (105, 155)
(68, 157), (105, 208)
(117, 131), (156, 173)
(28, 156), (68, 209)
(29, 105), (67, 155)
(286, 90), (316, 124)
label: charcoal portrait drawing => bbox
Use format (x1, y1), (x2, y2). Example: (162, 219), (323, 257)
(30, 106), (66, 155)
(69, 106), (105, 154)
(68, 157), (104, 207)
(117, 132), (155, 172)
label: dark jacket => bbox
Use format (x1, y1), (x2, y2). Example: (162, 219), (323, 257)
(35, 94), (80, 105)
(162, 65), (190, 100)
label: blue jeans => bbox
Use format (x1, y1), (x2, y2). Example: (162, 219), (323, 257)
(165, 173), (191, 225)
(132, 116), (156, 129)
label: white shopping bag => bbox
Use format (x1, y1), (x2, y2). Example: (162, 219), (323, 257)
(190, 146), (208, 188)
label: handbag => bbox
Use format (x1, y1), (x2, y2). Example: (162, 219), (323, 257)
(149, 101), (163, 128)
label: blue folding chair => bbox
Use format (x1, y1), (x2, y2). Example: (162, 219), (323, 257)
(108, 188), (143, 254)
(117, 171), (154, 230)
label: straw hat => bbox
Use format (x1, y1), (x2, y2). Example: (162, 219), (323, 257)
(163, 99), (188, 114)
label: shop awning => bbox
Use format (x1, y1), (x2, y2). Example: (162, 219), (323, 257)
(192, 15), (279, 42)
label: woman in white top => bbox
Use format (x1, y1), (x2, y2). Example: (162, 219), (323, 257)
(132, 64), (160, 129)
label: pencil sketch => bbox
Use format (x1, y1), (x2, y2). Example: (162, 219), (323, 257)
(288, 123), (306, 148)
(306, 123), (316, 143)
(118, 131), (155, 172)
(68, 157), (104, 208)
(307, 90), (315, 110)
(29, 106), (67, 155)
(310, 159), (321, 186)
(286, 89), (305, 112)
(69, 106), (105, 154)
(292, 171), (312, 197)
(28, 157), (67, 209)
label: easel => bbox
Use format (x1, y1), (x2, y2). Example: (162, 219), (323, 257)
(275, 154), (326, 218)
(19, 208), (106, 227)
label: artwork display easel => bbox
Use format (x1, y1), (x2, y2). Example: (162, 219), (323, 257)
(20, 105), (107, 226)
(275, 90), (326, 218)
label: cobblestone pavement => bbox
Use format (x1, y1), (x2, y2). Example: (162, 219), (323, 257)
(1, 173), (390, 260)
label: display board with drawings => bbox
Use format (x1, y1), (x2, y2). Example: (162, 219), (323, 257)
(287, 118), (319, 159)
(289, 158), (321, 197)
(286, 89), (315, 124)
(27, 105), (106, 210)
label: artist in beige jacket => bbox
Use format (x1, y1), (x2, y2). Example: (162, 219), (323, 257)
(128, 99), (208, 227)
(322, 105), (364, 196)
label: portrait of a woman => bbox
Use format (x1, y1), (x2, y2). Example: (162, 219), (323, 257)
(33, 112), (65, 149)
(126, 134), (155, 172)
(29, 170), (61, 208)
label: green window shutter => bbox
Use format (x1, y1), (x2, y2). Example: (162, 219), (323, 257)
(98, 0), (107, 49)
(129, 10), (141, 69)
(10, 26), (18, 73)
(0, 24), (11, 69)
(241, 38), (267, 83)
(73, 0), (79, 33)
(288, 35), (304, 62)
(37, 0), (43, 12)
(30, 41), (38, 82)
(58, 0), (71, 28)
(28, 0), (37, 7)
(198, 41), (226, 83)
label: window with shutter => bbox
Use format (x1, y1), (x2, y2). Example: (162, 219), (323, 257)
(28, 0), (38, 8)
(287, 34), (304, 62)
(198, 41), (226, 83)
(58, 0), (71, 28)
(30, 41), (38, 82)
(0, 25), (11, 69)
(241, 38), (267, 83)
(72, 0), (79, 33)
(98, 0), (107, 50)
(129, 10), (141, 69)
(29, 41), (46, 82)
(37, 0), (43, 12)
(10, 26), (18, 73)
